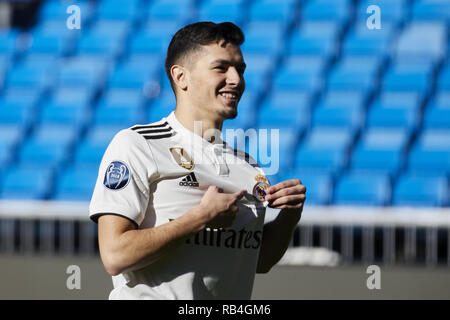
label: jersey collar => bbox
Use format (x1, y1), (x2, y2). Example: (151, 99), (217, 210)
(166, 111), (225, 149)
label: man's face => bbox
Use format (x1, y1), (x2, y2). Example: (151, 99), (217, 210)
(183, 42), (246, 120)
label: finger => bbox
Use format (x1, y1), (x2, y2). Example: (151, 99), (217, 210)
(266, 179), (303, 195)
(208, 185), (220, 193)
(268, 194), (306, 208)
(232, 189), (247, 200)
(265, 184), (306, 202)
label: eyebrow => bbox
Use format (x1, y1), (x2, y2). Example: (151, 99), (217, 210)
(210, 59), (246, 70)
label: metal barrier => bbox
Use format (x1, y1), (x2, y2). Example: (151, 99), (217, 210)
(1, 201), (449, 266)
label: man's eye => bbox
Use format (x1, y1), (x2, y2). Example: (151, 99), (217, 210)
(215, 66), (226, 71)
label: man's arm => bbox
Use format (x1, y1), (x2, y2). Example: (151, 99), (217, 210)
(98, 187), (246, 276)
(256, 179), (306, 273)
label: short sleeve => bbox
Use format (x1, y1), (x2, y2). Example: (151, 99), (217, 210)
(89, 129), (158, 226)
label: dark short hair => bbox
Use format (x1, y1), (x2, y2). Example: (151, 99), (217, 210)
(165, 21), (245, 93)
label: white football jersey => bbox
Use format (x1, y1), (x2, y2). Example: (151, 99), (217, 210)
(89, 111), (269, 300)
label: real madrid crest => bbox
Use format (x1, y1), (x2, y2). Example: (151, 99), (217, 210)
(253, 174), (270, 202)
(169, 147), (194, 170)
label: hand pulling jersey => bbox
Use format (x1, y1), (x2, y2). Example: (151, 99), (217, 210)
(89, 111), (269, 300)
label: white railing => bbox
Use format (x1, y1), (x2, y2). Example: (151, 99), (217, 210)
(0, 201), (449, 266)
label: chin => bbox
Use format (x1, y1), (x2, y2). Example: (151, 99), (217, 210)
(219, 108), (238, 120)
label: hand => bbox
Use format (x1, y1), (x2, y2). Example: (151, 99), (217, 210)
(265, 179), (306, 212)
(198, 186), (246, 228)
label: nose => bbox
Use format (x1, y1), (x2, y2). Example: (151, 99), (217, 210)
(226, 66), (244, 88)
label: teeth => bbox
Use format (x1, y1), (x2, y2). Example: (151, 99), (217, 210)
(221, 93), (237, 99)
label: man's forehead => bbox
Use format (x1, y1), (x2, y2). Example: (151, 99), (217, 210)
(202, 42), (244, 63)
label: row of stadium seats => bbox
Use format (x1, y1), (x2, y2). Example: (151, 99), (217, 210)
(0, 0), (448, 206)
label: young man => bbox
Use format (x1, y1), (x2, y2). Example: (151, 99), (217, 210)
(89, 22), (306, 300)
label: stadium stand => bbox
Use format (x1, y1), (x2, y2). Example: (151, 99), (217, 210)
(0, 0), (448, 208)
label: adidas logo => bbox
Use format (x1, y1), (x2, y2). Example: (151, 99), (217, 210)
(179, 172), (199, 187)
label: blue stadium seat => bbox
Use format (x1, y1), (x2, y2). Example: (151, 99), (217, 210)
(0, 87), (40, 128)
(0, 145), (12, 170)
(39, 0), (93, 23)
(241, 21), (284, 57)
(0, 165), (53, 199)
(249, 0), (297, 24)
(358, 0), (406, 24)
(96, 0), (142, 22)
(374, 91), (420, 110)
(294, 128), (354, 174)
(25, 26), (74, 57)
(129, 24), (175, 55)
(198, 0), (245, 25)
(327, 56), (381, 92)
(334, 172), (391, 206)
(423, 106), (450, 129)
(93, 105), (145, 127)
(366, 105), (418, 131)
(249, 126), (298, 171)
(98, 88), (144, 109)
(258, 91), (310, 129)
(272, 56), (324, 92)
(393, 173), (449, 207)
(0, 125), (22, 168)
(430, 91), (450, 109)
(147, 89), (176, 123)
(17, 125), (78, 170)
(76, 21), (128, 58)
(411, 0), (450, 21)
(0, 29), (19, 56)
(276, 169), (333, 205)
(6, 58), (56, 89)
(351, 128), (409, 176)
(342, 21), (395, 57)
(57, 56), (111, 90)
(39, 87), (93, 127)
(240, 54), (274, 94)
(108, 55), (161, 89)
(73, 126), (124, 166)
(438, 64), (450, 91)
(288, 22), (338, 58)
(394, 22), (446, 62)
(53, 164), (98, 201)
(147, 0), (194, 23)
(316, 90), (365, 110)
(312, 90), (365, 130)
(382, 62), (432, 94)
(408, 129), (450, 175)
(303, 0), (350, 23)
(312, 105), (363, 130)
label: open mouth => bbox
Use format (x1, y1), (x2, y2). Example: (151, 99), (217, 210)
(219, 92), (238, 99)
(218, 91), (240, 105)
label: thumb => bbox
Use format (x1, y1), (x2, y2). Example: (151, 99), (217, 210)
(233, 189), (247, 200)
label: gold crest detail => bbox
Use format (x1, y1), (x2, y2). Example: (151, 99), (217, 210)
(254, 174), (269, 183)
(169, 147), (194, 170)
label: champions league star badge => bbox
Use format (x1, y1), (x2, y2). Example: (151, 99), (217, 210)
(103, 161), (130, 190)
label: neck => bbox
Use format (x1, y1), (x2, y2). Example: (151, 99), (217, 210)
(174, 103), (223, 142)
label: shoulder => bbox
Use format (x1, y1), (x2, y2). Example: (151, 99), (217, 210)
(110, 119), (174, 147)
(129, 118), (175, 141)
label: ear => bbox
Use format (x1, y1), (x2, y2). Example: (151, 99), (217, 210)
(170, 65), (188, 91)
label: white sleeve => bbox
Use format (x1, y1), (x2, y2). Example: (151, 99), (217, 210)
(89, 129), (158, 226)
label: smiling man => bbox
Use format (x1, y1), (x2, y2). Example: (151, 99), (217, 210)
(89, 22), (306, 300)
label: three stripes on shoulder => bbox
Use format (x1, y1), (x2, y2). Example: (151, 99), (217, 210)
(132, 121), (174, 140)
